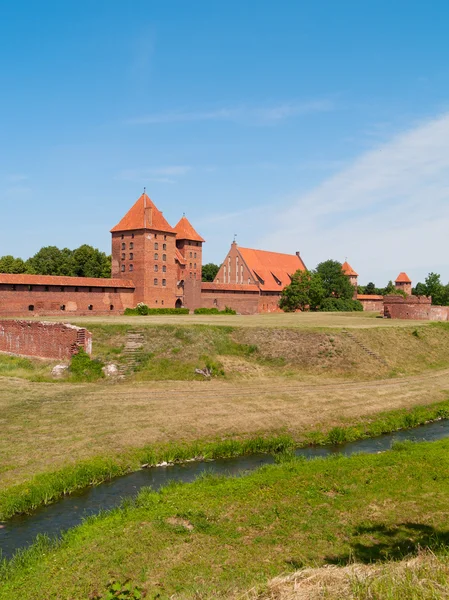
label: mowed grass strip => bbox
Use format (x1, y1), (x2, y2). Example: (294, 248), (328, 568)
(1, 399), (449, 520)
(3, 439), (449, 599)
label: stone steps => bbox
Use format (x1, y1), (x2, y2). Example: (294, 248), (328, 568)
(118, 330), (145, 377)
(342, 329), (389, 368)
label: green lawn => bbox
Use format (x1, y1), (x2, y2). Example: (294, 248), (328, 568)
(3, 438), (449, 599)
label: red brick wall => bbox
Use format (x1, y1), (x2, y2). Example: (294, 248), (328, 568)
(384, 295), (433, 320)
(258, 293), (283, 313)
(358, 298), (384, 312)
(430, 306), (449, 321)
(0, 284), (134, 317)
(0, 320), (92, 360)
(201, 289), (260, 314)
(177, 239), (203, 309)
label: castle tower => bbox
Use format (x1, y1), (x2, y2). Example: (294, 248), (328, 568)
(395, 272), (412, 296)
(110, 193), (177, 307)
(173, 216), (205, 309)
(342, 261), (358, 298)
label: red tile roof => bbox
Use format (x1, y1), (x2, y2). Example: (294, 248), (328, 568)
(111, 193), (175, 234)
(174, 216), (205, 242)
(0, 273), (135, 288)
(342, 261), (358, 277)
(175, 249), (186, 266)
(357, 294), (384, 300)
(238, 247), (306, 292)
(202, 282), (259, 292)
(395, 272), (412, 283)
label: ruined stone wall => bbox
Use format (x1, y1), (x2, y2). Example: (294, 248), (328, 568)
(384, 295), (435, 320)
(0, 320), (92, 360)
(357, 297), (384, 312)
(429, 306), (449, 321)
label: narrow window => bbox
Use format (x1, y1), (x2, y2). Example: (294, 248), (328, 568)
(190, 272), (192, 278)
(60, 305), (66, 311)
(131, 233), (134, 239)
(121, 265), (125, 272)
(190, 252), (192, 258)
(154, 242), (159, 250)
(154, 265), (158, 272)
(44, 285), (49, 292)
(28, 304), (34, 311)
(122, 242), (126, 250)
(28, 285), (33, 291)
(155, 233), (158, 239)
(161, 300), (164, 305)
(11, 284), (16, 291)
(121, 253), (125, 260)
(75, 287), (79, 292)
(129, 253), (133, 260)
(110, 305), (114, 311)
(154, 253), (158, 260)
(129, 264), (133, 272)
(121, 234), (124, 239)
(88, 305), (93, 311)
(164, 235), (167, 240)
(162, 254), (166, 261)
(154, 278), (158, 285)
(60, 286), (64, 292)
(194, 263), (196, 269)
(162, 279), (166, 286)
(162, 265), (166, 273)
(163, 243), (166, 250)
(194, 252), (197, 258)
(194, 272), (197, 279)
(190, 262), (192, 268)
(130, 242), (134, 249)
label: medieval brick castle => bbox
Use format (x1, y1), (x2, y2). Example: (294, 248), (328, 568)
(0, 192), (305, 316)
(0, 192), (447, 320)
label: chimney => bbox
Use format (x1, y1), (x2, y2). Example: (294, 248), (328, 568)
(145, 205), (153, 228)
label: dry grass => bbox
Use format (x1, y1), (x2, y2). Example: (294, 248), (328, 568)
(2, 367), (449, 490)
(255, 551), (449, 599)
(40, 311), (432, 329)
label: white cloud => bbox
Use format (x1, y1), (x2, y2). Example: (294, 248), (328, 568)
(125, 100), (333, 126)
(115, 165), (191, 184)
(259, 112), (449, 284)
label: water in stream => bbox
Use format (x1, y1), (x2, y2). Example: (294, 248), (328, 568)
(2, 419), (449, 560)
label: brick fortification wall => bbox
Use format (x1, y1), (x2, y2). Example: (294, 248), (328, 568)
(384, 295), (449, 321)
(0, 320), (92, 360)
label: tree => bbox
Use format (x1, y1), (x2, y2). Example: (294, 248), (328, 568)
(26, 246), (66, 276)
(365, 282), (376, 295)
(315, 260), (355, 300)
(413, 282), (427, 296)
(280, 270), (324, 312)
(0, 255), (27, 273)
(424, 272), (445, 305)
(71, 245), (111, 278)
(202, 263), (220, 282)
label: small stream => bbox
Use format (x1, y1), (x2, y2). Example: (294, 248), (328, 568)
(2, 419), (449, 560)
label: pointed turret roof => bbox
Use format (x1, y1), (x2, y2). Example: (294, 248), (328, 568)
(395, 272), (411, 283)
(110, 193), (175, 234)
(342, 261), (358, 277)
(173, 215), (205, 242)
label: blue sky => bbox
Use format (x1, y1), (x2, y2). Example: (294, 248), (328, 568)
(1, 0), (449, 285)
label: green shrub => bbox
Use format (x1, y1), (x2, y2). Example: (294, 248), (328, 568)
(194, 307), (237, 315)
(69, 348), (104, 382)
(124, 304), (189, 315)
(92, 580), (143, 599)
(319, 297), (363, 312)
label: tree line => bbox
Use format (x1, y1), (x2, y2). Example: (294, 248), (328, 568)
(0, 245), (111, 279)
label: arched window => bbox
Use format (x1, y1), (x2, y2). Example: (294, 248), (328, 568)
(163, 243), (166, 250)
(154, 278), (158, 286)
(121, 265), (125, 272)
(129, 253), (133, 260)
(154, 242), (158, 250)
(121, 253), (125, 260)
(162, 279), (166, 286)
(130, 242), (134, 249)
(88, 305), (93, 311)
(154, 264), (158, 272)
(162, 265), (166, 273)
(129, 264), (133, 272)
(154, 253), (159, 260)
(162, 254), (166, 261)
(122, 242), (126, 250)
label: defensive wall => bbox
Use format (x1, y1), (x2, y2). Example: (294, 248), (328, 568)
(384, 295), (449, 321)
(0, 320), (92, 360)
(0, 274), (135, 317)
(357, 294), (384, 312)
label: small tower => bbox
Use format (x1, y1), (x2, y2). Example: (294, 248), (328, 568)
(395, 272), (412, 296)
(342, 261), (358, 298)
(173, 215), (205, 309)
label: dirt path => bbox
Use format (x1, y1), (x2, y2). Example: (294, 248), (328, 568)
(1, 369), (449, 488)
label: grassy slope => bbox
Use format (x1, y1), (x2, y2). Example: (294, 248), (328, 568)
(3, 439), (449, 599)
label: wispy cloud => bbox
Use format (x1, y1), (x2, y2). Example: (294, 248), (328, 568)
(125, 99), (334, 126)
(2, 173), (29, 183)
(259, 112), (449, 283)
(115, 165), (191, 184)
